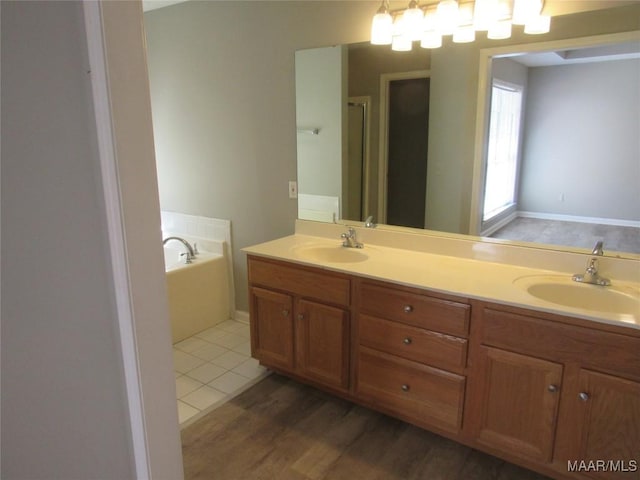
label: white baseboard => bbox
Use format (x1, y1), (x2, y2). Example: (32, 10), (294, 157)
(519, 211), (640, 228)
(481, 211), (518, 237)
(234, 310), (250, 324)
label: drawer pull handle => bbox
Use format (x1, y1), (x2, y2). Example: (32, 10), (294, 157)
(578, 392), (590, 402)
(403, 337), (412, 345)
(403, 305), (414, 313)
(547, 384), (558, 393)
(297, 314), (304, 321)
(401, 384), (410, 392)
(282, 310), (289, 317)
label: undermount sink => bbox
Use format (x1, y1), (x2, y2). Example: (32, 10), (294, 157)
(292, 244), (369, 264)
(514, 275), (640, 317)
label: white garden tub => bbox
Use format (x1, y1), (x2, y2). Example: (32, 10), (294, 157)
(164, 243), (230, 343)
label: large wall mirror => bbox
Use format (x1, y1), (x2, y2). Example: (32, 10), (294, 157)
(295, 3), (640, 258)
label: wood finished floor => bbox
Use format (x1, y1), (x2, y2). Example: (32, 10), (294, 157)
(181, 374), (551, 480)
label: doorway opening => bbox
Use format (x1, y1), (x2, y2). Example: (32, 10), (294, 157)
(379, 71), (431, 228)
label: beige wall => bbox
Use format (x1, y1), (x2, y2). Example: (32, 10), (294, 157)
(144, 2), (640, 311)
(144, 1), (376, 312)
(2, 2), (135, 476)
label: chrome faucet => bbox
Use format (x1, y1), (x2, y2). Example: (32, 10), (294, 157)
(163, 236), (196, 263)
(572, 241), (611, 286)
(591, 240), (604, 256)
(364, 215), (377, 228)
(341, 227), (363, 248)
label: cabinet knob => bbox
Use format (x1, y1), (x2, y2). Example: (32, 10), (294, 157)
(403, 305), (414, 313)
(401, 384), (410, 392)
(403, 337), (412, 345)
(547, 384), (558, 393)
(297, 313), (304, 321)
(282, 310), (289, 317)
(578, 392), (590, 402)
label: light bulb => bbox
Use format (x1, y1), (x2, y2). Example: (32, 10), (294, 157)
(487, 19), (512, 39)
(473, 0), (499, 31)
(371, 1), (393, 45)
(453, 25), (475, 43)
(392, 34), (413, 51)
(403, 0), (424, 41)
(512, 0), (543, 25)
(524, 14), (551, 34)
(436, 0), (459, 35)
(453, 3), (475, 42)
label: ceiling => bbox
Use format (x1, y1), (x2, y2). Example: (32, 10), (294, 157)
(512, 40), (640, 67)
(143, 0), (639, 15)
(142, 0), (189, 12)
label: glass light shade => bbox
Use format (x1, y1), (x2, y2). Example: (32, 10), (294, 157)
(524, 14), (551, 34)
(453, 25), (476, 43)
(371, 11), (393, 45)
(473, 0), (498, 31)
(392, 34), (413, 51)
(436, 0), (459, 35)
(422, 7), (437, 30)
(421, 30), (442, 48)
(453, 2), (474, 42)
(487, 19), (512, 39)
(403, 1), (425, 41)
(512, 0), (543, 25)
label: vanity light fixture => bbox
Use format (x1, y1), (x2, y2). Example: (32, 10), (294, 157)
(370, 0), (551, 50)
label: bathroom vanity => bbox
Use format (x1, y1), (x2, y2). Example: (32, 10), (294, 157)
(244, 223), (640, 480)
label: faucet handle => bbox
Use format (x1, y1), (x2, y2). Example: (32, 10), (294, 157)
(592, 241), (604, 256)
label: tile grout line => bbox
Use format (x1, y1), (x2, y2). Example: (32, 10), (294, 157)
(172, 319), (269, 426)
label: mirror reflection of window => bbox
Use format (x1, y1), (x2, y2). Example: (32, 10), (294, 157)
(482, 81), (524, 232)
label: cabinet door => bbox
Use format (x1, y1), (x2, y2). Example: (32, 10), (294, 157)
(296, 299), (349, 390)
(250, 287), (294, 371)
(570, 370), (640, 479)
(476, 346), (563, 463)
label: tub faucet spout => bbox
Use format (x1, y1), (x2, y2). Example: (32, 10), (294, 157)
(163, 236), (196, 261)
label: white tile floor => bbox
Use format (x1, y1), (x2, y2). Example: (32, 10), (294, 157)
(173, 319), (269, 427)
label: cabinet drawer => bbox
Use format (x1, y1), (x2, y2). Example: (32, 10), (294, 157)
(248, 257), (350, 307)
(360, 282), (470, 337)
(482, 308), (640, 382)
(359, 314), (467, 371)
(356, 346), (466, 433)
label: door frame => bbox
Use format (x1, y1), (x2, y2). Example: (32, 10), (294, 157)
(378, 70), (430, 224)
(347, 95), (372, 221)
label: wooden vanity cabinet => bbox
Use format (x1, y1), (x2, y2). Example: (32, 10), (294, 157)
(469, 304), (640, 479)
(248, 256), (351, 391)
(250, 287), (294, 371)
(247, 255), (640, 480)
(564, 370), (640, 479)
(473, 345), (563, 463)
(354, 280), (471, 435)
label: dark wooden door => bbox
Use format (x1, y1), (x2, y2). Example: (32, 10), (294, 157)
(387, 77), (430, 228)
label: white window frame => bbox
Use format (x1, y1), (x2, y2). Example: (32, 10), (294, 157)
(481, 79), (524, 234)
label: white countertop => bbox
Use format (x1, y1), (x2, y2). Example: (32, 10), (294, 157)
(243, 233), (640, 330)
